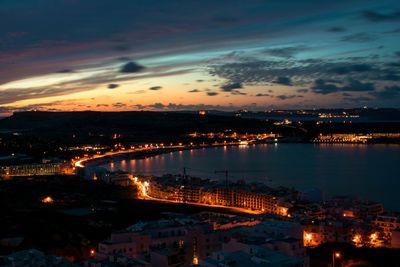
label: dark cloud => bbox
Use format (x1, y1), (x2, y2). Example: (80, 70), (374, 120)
(396, 51), (400, 57)
(345, 80), (376, 91)
(207, 91), (219, 96)
(210, 56), (400, 92)
(296, 89), (308, 93)
(112, 102), (127, 108)
(108, 83), (119, 89)
(378, 73), (400, 81)
(230, 90), (247, 95)
(96, 104), (109, 107)
(274, 76), (292, 86)
(132, 102), (260, 111)
(387, 62), (400, 67)
(312, 79), (375, 94)
(327, 27), (346, 32)
(196, 80), (204, 82)
(255, 93), (270, 97)
(149, 86), (162, 90)
(362, 10), (400, 22)
(149, 103), (165, 109)
(275, 95), (303, 100)
(120, 62), (145, 73)
(370, 85), (400, 99)
(220, 82), (243, 92)
(340, 33), (375, 42)
(263, 46), (308, 58)
(330, 63), (373, 74)
(57, 69), (74, 73)
(188, 89), (201, 93)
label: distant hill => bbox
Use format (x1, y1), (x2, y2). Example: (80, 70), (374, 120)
(0, 111), (300, 142)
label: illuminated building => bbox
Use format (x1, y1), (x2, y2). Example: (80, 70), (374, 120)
(373, 213), (400, 242)
(0, 162), (70, 177)
(302, 221), (359, 247)
(96, 218), (228, 266)
(145, 178), (287, 215)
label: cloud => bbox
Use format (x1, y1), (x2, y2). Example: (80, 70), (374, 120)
(370, 85), (400, 99)
(188, 89), (201, 93)
(57, 69), (74, 73)
(312, 79), (375, 94)
(327, 27), (346, 32)
(149, 103), (165, 109)
(340, 33), (375, 42)
(255, 93), (270, 97)
(149, 86), (162, 90)
(132, 102), (260, 111)
(378, 73), (400, 81)
(220, 82), (243, 92)
(108, 83), (119, 89)
(274, 76), (292, 86)
(296, 89), (308, 93)
(96, 104), (109, 107)
(230, 90), (247, 95)
(207, 91), (219, 96)
(120, 61), (145, 73)
(263, 46), (308, 58)
(210, 56), (400, 91)
(275, 94), (303, 100)
(112, 102), (127, 108)
(329, 63), (373, 74)
(362, 10), (400, 22)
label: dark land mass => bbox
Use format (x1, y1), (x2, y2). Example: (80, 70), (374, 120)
(0, 175), (243, 262)
(0, 111), (297, 142)
(0, 111), (399, 158)
(1, 175), (399, 265)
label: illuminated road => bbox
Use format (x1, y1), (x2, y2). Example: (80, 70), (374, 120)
(73, 145), (184, 168)
(73, 142), (244, 168)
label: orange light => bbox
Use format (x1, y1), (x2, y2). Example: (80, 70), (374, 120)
(90, 249), (95, 257)
(41, 196), (54, 204)
(334, 252), (341, 258)
(304, 232), (312, 242)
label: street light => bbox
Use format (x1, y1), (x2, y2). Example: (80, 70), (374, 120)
(332, 251), (341, 267)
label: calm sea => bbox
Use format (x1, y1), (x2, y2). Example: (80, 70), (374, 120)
(102, 144), (400, 210)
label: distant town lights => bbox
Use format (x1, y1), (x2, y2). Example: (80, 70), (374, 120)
(41, 196), (54, 204)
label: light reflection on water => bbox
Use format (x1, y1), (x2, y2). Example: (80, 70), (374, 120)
(102, 144), (400, 210)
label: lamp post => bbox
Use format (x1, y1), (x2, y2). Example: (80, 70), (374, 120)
(332, 251), (341, 267)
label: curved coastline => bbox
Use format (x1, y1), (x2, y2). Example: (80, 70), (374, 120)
(81, 142), (246, 168)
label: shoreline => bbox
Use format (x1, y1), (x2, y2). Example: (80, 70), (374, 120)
(83, 141), (400, 169)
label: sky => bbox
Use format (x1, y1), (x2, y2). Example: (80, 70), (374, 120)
(0, 0), (400, 114)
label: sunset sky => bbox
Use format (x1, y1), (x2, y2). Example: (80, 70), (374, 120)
(1, 0), (400, 115)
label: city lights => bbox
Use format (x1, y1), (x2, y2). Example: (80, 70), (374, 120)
(41, 196), (54, 204)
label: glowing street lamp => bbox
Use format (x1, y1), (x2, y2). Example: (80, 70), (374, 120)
(332, 251), (341, 267)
